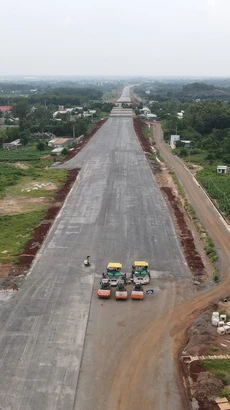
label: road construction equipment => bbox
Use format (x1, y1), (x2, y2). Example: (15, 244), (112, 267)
(131, 261), (150, 284)
(131, 282), (144, 300)
(106, 262), (122, 286)
(115, 280), (128, 300)
(84, 255), (91, 267)
(97, 279), (112, 299)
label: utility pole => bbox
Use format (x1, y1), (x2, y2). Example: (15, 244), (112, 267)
(73, 125), (75, 138)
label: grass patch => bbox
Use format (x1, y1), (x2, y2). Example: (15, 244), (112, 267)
(2, 162), (68, 199)
(174, 148), (218, 166)
(171, 172), (185, 197)
(156, 149), (164, 162)
(150, 154), (158, 165)
(142, 125), (153, 139)
(0, 162), (69, 264)
(0, 145), (52, 162)
(0, 211), (45, 263)
(208, 345), (219, 353)
(200, 360), (230, 384)
(220, 387), (230, 398)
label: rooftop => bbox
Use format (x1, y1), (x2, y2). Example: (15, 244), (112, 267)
(0, 106), (12, 112)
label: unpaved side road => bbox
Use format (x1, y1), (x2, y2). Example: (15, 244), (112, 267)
(153, 122), (230, 274)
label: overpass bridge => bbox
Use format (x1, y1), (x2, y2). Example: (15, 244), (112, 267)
(110, 105), (133, 117)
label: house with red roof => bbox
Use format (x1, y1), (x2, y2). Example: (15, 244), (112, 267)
(0, 106), (12, 113)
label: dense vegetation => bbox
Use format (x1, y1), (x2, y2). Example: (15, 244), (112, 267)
(0, 82), (118, 146)
(162, 99), (230, 163)
(134, 79), (230, 103)
(134, 79), (230, 221)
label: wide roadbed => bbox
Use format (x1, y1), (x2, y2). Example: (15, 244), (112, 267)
(0, 118), (189, 410)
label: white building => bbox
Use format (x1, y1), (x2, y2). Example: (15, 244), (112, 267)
(48, 138), (74, 148)
(51, 147), (64, 156)
(181, 140), (192, 148)
(146, 113), (157, 121)
(140, 107), (151, 116)
(217, 165), (230, 174)
(3, 139), (21, 150)
(177, 111), (184, 120)
(170, 135), (180, 149)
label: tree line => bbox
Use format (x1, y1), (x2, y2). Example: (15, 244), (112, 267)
(162, 99), (230, 163)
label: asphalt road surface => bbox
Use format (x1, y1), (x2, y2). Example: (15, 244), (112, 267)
(117, 86), (132, 103)
(0, 118), (191, 410)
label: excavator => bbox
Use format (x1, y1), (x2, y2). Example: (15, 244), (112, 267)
(97, 279), (112, 299)
(131, 261), (150, 284)
(115, 280), (128, 300)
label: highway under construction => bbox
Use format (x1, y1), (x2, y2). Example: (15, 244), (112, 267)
(0, 86), (197, 410)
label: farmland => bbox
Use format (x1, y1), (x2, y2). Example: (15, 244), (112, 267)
(0, 161), (68, 263)
(0, 146), (52, 161)
(196, 168), (230, 219)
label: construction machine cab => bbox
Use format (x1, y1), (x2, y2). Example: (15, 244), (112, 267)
(132, 261), (150, 284)
(101, 279), (111, 290)
(107, 262), (123, 286)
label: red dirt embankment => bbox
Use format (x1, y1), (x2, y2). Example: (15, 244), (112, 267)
(13, 168), (80, 274)
(133, 118), (152, 154)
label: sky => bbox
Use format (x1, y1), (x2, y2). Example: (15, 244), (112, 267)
(1, 0), (230, 76)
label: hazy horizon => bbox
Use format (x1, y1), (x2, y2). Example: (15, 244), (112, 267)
(1, 0), (229, 77)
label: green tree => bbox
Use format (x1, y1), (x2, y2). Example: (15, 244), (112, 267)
(36, 141), (45, 151)
(62, 147), (69, 155)
(20, 129), (30, 145)
(179, 148), (188, 157)
(12, 100), (29, 120)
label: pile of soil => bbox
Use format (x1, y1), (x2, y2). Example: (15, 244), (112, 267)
(185, 310), (216, 352)
(133, 118), (152, 154)
(193, 371), (224, 402)
(189, 361), (223, 409)
(161, 187), (205, 277)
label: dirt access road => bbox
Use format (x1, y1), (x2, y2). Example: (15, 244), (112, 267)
(153, 122), (230, 274)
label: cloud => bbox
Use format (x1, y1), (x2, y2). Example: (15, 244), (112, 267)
(207, 0), (217, 8)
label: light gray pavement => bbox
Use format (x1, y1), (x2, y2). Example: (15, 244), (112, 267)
(117, 85), (132, 103)
(0, 117), (190, 410)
